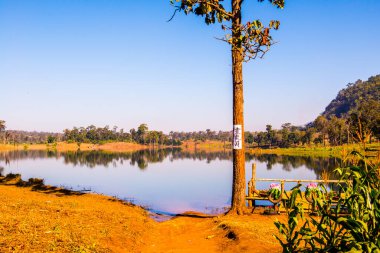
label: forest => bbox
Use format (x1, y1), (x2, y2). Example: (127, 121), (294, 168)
(1, 75), (379, 148)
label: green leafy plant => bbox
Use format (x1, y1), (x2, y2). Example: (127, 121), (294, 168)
(274, 151), (380, 252)
(304, 182), (323, 207)
(274, 185), (306, 252)
(305, 183), (322, 198)
(269, 183), (282, 200)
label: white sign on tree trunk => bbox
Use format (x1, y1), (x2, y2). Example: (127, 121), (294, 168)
(233, 125), (242, 149)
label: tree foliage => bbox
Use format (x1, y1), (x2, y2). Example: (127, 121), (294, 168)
(170, 0), (283, 61)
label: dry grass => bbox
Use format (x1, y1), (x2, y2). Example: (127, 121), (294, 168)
(0, 175), (153, 253)
(92, 142), (148, 153)
(181, 140), (230, 151)
(0, 144), (19, 151)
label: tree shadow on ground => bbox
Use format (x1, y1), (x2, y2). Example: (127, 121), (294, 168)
(175, 211), (217, 219)
(0, 173), (84, 197)
(0, 173), (139, 208)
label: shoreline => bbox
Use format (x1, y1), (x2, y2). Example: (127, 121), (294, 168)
(1, 141), (378, 159)
(0, 142), (148, 153)
(0, 173), (284, 252)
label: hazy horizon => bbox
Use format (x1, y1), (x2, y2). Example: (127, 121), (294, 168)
(1, 0), (379, 133)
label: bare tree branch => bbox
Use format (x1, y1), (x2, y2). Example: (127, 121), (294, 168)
(167, 6), (181, 22)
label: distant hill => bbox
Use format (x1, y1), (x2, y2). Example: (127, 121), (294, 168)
(322, 75), (380, 118)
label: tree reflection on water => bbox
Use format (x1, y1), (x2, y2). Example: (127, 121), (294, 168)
(0, 149), (342, 178)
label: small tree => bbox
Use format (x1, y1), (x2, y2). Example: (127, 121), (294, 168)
(47, 135), (57, 144)
(137, 124), (148, 144)
(170, 0), (284, 215)
(314, 115), (328, 146)
(349, 99), (380, 148)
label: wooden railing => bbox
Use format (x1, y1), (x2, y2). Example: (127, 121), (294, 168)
(246, 163), (346, 212)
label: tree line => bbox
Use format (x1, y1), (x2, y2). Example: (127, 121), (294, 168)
(0, 120), (62, 145)
(1, 117), (378, 148)
(62, 124), (182, 146)
(1, 75), (378, 147)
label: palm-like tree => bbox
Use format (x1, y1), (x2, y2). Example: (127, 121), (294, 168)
(0, 120), (5, 132)
(0, 120), (6, 144)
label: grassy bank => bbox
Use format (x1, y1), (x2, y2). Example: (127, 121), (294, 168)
(181, 141), (380, 159)
(0, 174), (284, 252)
(248, 143), (380, 159)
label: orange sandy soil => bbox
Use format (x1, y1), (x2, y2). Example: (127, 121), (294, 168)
(0, 142), (148, 153)
(0, 176), (285, 253)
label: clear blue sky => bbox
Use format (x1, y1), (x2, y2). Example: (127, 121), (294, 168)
(1, 0), (379, 133)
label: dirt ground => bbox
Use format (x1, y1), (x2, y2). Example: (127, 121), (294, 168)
(0, 176), (285, 253)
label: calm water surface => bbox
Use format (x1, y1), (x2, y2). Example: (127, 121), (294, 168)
(0, 149), (342, 215)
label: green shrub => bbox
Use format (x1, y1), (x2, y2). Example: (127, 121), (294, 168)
(274, 151), (380, 252)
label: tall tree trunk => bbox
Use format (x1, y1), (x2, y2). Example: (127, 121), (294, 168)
(229, 0), (246, 215)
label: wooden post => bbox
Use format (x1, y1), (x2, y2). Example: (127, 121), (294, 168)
(246, 163), (257, 209)
(251, 163), (256, 192)
(247, 180), (253, 208)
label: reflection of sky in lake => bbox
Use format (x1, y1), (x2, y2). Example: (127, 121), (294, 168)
(0, 150), (341, 214)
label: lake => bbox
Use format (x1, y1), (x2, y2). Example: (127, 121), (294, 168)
(0, 149), (342, 215)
